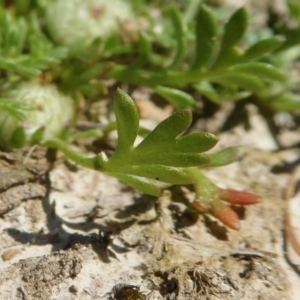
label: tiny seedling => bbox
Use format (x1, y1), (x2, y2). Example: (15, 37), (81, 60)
(45, 89), (259, 230)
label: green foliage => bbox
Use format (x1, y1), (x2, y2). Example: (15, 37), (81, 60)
(44, 89), (257, 230)
(154, 86), (198, 110)
(0, 2), (297, 229)
(192, 5), (218, 69)
(0, 6), (67, 81)
(0, 98), (32, 121)
(249, 0), (300, 112)
(287, 0), (300, 24)
(1, 2), (300, 117)
(204, 147), (245, 168)
(46, 89), (219, 196)
(107, 4), (288, 109)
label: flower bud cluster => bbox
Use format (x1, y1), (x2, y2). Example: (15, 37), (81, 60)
(192, 179), (260, 230)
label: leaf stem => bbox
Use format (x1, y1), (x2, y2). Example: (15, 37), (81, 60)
(43, 138), (106, 170)
(183, 167), (218, 202)
(108, 64), (207, 87)
(108, 64), (248, 88)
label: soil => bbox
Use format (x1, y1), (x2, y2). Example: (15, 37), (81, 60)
(0, 99), (300, 300)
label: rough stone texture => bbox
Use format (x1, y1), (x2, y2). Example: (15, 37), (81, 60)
(0, 101), (299, 300)
(0, 249), (82, 300)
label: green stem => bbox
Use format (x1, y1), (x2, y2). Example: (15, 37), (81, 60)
(108, 64), (234, 88)
(108, 64), (206, 87)
(43, 138), (106, 170)
(70, 128), (103, 142)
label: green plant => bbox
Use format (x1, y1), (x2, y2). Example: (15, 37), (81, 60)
(26, 2), (292, 110)
(0, 5), (67, 84)
(3, 2), (299, 111)
(106, 5), (287, 109)
(287, 0), (300, 25)
(0, 3), (271, 230)
(250, 0), (300, 112)
(44, 89), (259, 230)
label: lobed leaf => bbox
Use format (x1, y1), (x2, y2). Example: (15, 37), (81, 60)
(105, 89), (219, 190)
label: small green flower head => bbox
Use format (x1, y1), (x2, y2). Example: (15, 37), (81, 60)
(0, 82), (74, 149)
(46, 0), (134, 53)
